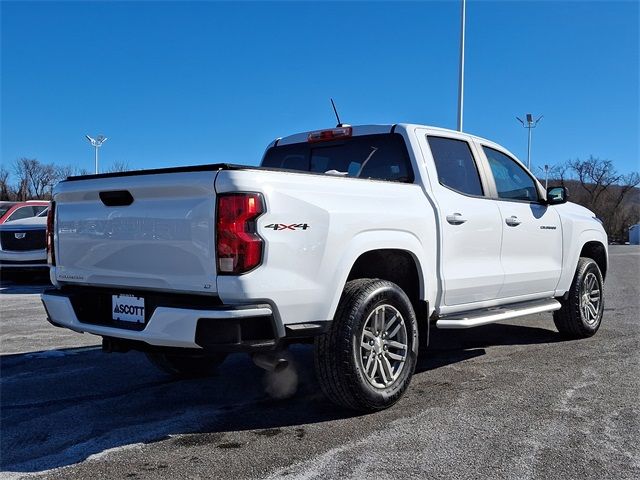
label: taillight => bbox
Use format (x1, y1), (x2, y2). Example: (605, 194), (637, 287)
(307, 126), (352, 143)
(216, 193), (265, 274)
(46, 201), (56, 266)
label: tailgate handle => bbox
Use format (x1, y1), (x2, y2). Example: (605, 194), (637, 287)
(99, 190), (134, 207)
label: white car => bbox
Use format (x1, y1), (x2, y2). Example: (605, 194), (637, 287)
(0, 213), (48, 270)
(41, 123), (607, 411)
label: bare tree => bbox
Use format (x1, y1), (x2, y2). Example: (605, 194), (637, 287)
(553, 163), (570, 186)
(106, 161), (130, 173)
(561, 157), (640, 242)
(611, 171), (640, 210)
(5, 159), (102, 201)
(54, 164), (91, 180)
(13, 158), (59, 199)
(13, 158), (30, 200)
(0, 165), (12, 200)
(32, 163), (58, 198)
(567, 156), (624, 209)
(54, 164), (76, 181)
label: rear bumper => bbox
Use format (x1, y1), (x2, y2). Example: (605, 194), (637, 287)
(0, 250), (47, 269)
(41, 290), (278, 351)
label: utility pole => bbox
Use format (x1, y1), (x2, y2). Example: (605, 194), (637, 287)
(457, 0), (466, 132)
(85, 135), (108, 174)
(537, 164), (550, 190)
(516, 114), (543, 170)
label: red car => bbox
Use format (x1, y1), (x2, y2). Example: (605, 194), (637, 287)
(0, 201), (49, 224)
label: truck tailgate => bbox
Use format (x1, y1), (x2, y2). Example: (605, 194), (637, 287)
(53, 170), (219, 294)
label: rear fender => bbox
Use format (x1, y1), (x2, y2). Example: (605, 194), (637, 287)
(326, 230), (430, 321)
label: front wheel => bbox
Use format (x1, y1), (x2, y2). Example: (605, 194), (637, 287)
(146, 352), (227, 378)
(314, 279), (419, 411)
(554, 257), (604, 338)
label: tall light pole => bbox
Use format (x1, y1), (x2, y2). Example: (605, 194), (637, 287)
(457, 0), (466, 132)
(85, 134), (107, 174)
(516, 114), (542, 170)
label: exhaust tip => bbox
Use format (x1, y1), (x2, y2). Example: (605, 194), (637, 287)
(273, 358), (289, 373)
(252, 353), (289, 372)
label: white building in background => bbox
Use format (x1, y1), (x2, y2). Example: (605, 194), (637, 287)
(630, 224), (640, 245)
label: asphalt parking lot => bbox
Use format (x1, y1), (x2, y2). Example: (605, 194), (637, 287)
(1, 245), (639, 480)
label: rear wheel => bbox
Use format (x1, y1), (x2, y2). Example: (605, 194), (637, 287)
(554, 257), (604, 338)
(314, 279), (419, 411)
(146, 352), (227, 378)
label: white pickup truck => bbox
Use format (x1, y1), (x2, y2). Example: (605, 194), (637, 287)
(42, 124), (608, 411)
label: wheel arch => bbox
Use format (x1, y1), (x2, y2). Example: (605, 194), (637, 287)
(555, 229), (609, 296)
(325, 230), (430, 325)
(346, 249), (423, 308)
(580, 241), (608, 280)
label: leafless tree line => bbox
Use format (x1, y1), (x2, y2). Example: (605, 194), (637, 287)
(0, 158), (129, 201)
(541, 156), (640, 242)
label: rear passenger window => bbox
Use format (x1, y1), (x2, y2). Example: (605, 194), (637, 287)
(427, 136), (484, 196)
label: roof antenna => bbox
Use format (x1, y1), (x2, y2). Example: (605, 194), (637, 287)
(330, 98), (349, 128)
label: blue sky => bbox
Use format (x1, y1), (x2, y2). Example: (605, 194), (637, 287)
(2, 1), (639, 176)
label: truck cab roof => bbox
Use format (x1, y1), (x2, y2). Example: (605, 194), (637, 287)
(274, 123), (517, 162)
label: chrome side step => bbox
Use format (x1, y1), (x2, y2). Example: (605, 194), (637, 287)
(436, 298), (562, 329)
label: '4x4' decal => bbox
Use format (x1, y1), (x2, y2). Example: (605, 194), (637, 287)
(264, 223), (310, 231)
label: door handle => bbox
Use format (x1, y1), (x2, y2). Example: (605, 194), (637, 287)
(446, 212), (467, 225)
(505, 215), (521, 227)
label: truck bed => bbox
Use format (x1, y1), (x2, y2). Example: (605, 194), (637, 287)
(64, 163), (249, 182)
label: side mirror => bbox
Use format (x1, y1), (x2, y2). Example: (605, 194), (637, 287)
(546, 186), (568, 205)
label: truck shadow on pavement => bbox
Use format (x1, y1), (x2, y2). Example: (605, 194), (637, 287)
(417, 323), (565, 372)
(1, 323), (566, 474)
(0, 272), (51, 294)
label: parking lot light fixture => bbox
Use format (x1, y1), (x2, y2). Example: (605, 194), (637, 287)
(516, 114), (543, 170)
(85, 134), (108, 174)
(537, 164), (551, 190)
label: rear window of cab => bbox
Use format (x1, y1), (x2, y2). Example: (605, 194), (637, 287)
(261, 133), (414, 183)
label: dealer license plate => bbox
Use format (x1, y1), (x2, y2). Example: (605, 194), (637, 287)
(112, 294), (145, 324)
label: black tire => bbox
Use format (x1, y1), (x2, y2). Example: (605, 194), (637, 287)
(146, 352), (227, 378)
(314, 279), (419, 411)
(554, 257), (604, 338)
